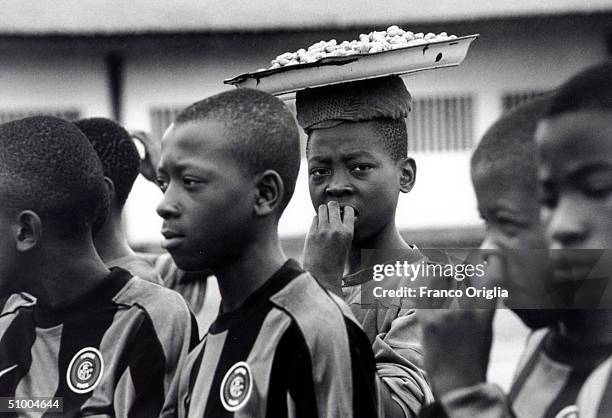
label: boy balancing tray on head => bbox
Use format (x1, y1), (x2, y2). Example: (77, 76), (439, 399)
(297, 74), (432, 418)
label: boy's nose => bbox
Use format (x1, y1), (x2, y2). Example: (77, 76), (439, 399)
(325, 173), (354, 198)
(546, 199), (588, 249)
(325, 183), (354, 197)
(156, 197), (180, 219)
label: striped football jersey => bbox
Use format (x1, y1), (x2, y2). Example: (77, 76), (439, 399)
(161, 259), (380, 418)
(577, 355), (612, 417)
(0, 268), (198, 418)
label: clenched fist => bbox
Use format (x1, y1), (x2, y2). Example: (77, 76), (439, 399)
(302, 201), (355, 296)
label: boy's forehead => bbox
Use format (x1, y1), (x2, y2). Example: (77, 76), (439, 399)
(536, 110), (612, 163)
(163, 120), (230, 153)
(308, 122), (385, 155)
(160, 120), (239, 171)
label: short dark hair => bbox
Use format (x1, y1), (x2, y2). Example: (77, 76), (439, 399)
(372, 118), (408, 161)
(306, 118), (408, 162)
(546, 61), (612, 118)
(175, 88), (301, 210)
(471, 96), (551, 191)
(75, 118), (140, 209)
(0, 116), (109, 238)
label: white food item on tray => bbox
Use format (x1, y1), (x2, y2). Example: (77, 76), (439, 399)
(266, 26), (458, 71)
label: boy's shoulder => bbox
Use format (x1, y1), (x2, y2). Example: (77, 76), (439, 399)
(270, 270), (361, 337)
(109, 254), (162, 284)
(114, 275), (192, 321)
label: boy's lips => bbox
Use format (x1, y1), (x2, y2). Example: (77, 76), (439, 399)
(549, 251), (599, 284)
(161, 229), (184, 250)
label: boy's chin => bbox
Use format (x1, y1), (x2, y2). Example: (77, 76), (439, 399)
(512, 309), (564, 329)
(168, 252), (210, 273)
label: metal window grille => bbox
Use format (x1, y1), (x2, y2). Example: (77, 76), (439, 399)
(406, 95), (475, 152)
(502, 90), (548, 112)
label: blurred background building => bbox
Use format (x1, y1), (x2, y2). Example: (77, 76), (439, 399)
(1, 0), (611, 389)
(1, 0), (610, 252)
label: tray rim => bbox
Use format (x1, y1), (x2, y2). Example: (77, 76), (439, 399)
(224, 33), (479, 86)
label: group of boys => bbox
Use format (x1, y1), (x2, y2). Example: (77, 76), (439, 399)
(0, 57), (610, 418)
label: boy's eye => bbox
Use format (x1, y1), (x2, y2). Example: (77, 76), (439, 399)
(309, 168), (331, 178)
(582, 178), (612, 200)
(183, 177), (202, 187)
(156, 177), (169, 192)
(351, 164), (373, 173)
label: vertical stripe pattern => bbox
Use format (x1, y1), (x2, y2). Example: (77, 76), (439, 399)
(174, 260), (380, 417)
(0, 270), (193, 418)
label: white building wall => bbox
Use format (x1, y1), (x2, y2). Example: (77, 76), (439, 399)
(121, 18), (610, 245)
(0, 15), (608, 245)
(0, 50), (110, 117)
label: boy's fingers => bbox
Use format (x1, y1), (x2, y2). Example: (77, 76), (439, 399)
(327, 201), (342, 225)
(342, 206), (355, 229)
(317, 204), (329, 225)
(308, 215), (318, 234)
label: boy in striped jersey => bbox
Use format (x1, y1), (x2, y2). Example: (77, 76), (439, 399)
(0, 116), (197, 417)
(297, 76), (433, 416)
(544, 62), (612, 418)
(157, 89), (380, 417)
(420, 67), (612, 417)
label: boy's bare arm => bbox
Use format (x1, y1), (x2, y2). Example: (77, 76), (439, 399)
(419, 308), (515, 417)
(421, 308), (493, 396)
(302, 201), (354, 296)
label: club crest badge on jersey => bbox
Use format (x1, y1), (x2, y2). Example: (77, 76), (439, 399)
(66, 347), (104, 394)
(555, 405), (579, 418)
(220, 361), (252, 411)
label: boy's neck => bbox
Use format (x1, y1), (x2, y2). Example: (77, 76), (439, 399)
(94, 211), (135, 263)
(347, 220), (409, 274)
(215, 228), (287, 313)
(30, 237), (111, 310)
(557, 310), (612, 346)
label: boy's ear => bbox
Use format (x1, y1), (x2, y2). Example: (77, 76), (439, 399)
(399, 157), (417, 193)
(254, 170), (284, 216)
(103, 176), (116, 202)
(15, 210), (42, 252)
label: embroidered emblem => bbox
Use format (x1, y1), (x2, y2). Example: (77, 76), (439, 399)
(220, 361), (252, 411)
(555, 405), (579, 418)
(66, 347), (104, 394)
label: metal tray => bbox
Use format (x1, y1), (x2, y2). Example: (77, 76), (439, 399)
(224, 34), (478, 95)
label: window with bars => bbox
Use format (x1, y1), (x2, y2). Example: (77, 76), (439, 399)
(150, 106), (185, 141)
(406, 95), (475, 152)
(502, 90), (548, 112)
(0, 108), (81, 123)
(151, 97), (475, 154)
